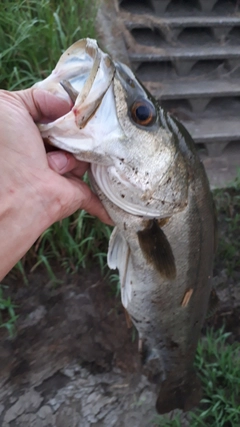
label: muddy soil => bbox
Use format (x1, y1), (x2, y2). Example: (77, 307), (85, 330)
(0, 191), (240, 427)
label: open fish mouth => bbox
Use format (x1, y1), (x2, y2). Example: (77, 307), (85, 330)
(58, 39), (115, 129)
(35, 38), (117, 154)
(35, 38), (188, 218)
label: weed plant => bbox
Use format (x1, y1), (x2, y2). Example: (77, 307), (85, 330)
(214, 170), (240, 276)
(0, 285), (18, 338)
(191, 327), (240, 426)
(0, 0), (97, 89)
(154, 328), (240, 426)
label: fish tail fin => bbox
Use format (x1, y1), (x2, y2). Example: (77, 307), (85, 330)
(156, 371), (202, 414)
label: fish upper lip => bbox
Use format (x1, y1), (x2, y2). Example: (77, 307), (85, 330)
(60, 45), (115, 129)
(35, 38), (117, 151)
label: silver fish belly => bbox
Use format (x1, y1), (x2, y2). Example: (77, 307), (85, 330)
(35, 38), (215, 414)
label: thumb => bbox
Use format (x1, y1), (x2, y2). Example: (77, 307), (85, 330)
(15, 88), (71, 122)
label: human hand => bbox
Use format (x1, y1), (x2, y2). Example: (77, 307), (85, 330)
(0, 88), (112, 279)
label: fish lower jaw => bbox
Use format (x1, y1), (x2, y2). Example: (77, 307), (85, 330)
(90, 163), (163, 218)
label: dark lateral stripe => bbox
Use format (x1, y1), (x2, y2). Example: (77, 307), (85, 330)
(137, 219), (176, 280)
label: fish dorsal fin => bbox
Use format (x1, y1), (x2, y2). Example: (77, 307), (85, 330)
(108, 227), (134, 308)
(137, 219), (176, 280)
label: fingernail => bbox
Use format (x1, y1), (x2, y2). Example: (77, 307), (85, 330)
(48, 151), (68, 171)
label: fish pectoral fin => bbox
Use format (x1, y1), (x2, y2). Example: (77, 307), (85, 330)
(107, 226), (125, 270)
(137, 219), (176, 280)
(108, 227), (134, 308)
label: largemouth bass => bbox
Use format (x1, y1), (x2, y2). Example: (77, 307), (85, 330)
(35, 39), (215, 414)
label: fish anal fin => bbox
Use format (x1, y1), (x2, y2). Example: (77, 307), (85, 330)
(156, 371), (202, 414)
(137, 219), (176, 280)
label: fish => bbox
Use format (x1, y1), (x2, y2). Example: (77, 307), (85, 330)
(34, 38), (215, 414)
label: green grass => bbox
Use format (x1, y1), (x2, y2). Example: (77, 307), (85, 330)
(0, 0), (97, 90)
(153, 415), (182, 427)
(26, 213), (112, 279)
(154, 328), (240, 427)
(191, 327), (240, 426)
(213, 171), (240, 276)
(0, 0), (114, 282)
(0, 285), (18, 337)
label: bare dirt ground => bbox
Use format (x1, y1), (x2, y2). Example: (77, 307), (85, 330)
(0, 187), (240, 427)
(0, 268), (159, 427)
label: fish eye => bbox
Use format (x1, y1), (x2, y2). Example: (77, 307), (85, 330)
(130, 99), (156, 127)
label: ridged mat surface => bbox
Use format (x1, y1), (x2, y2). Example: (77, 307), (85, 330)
(97, 0), (240, 185)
